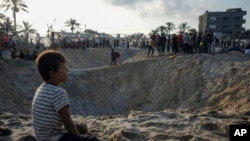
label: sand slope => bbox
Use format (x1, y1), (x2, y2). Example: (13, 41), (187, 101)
(0, 48), (250, 141)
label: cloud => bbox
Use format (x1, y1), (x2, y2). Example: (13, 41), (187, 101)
(103, 0), (136, 6)
(104, 0), (208, 19)
(103, 0), (152, 8)
(103, 0), (210, 29)
(103, 0), (250, 30)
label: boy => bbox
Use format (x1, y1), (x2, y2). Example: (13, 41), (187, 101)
(32, 50), (98, 141)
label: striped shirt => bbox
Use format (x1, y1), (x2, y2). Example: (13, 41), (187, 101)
(31, 83), (69, 141)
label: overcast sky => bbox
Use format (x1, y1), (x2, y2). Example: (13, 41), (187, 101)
(1, 0), (249, 36)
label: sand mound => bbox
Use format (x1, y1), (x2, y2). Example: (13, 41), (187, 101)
(0, 48), (250, 140)
(57, 47), (141, 69)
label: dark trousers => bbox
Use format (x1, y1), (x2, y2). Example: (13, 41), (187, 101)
(167, 44), (170, 52)
(178, 43), (183, 54)
(110, 58), (116, 65)
(58, 133), (99, 141)
(157, 46), (162, 54)
(147, 46), (154, 56)
(162, 45), (166, 53)
(3, 42), (8, 49)
(188, 45), (193, 54)
(183, 43), (188, 54)
(203, 42), (208, 53)
(173, 44), (179, 54)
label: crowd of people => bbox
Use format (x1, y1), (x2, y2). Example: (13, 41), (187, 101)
(147, 30), (248, 57)
(0, 33), (42, 60)
(51, 30), (249, 58)
(10, 47), (38, 61)
(54, 37), (131, 49)
(1, 30), (248, 60)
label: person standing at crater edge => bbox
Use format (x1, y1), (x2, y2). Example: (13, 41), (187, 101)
(2, 34), (9, 50)
(110, 48), (117, 66)
(147, 35), (155, 57)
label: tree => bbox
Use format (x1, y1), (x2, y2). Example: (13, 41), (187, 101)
(149, 29), (157, 36)
(47, 24), (53, 38)
(156, 25), (167, 34)
(65, 18), (81, 33)
(0, 13), (5, 19)
(135, 33), (144, 41)
(240, 29), (250, 39)
(0, 13), (5, 35)
(126, 33), (144, 43)
(46, 19), (56, 38)
(0, 13), (6, 25)
(188, 28), (197, 33)
(165, 22), (175, 35)
(1, 0), (28, 34)
(35, 32), (40, 43)
(0, 17), (14, 35)
(18, 21), (37, 43)
(178, 22), (191, 33)
(85, 29), (98, 34)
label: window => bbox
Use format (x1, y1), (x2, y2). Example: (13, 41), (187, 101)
(209, 25), (217, 29)
(223, 25), (229, 29)
(223, 17), (229, 21)
(234, 25), (240, 29)
(210, 17), (217, 20)
(234, 17), (241, 20)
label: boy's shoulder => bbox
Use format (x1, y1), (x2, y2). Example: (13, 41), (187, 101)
(39, 83), (65, 93)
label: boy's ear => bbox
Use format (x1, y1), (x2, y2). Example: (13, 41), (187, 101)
(49, 70), (56, 78)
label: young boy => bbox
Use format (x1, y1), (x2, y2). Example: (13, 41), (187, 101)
(32, 50), (98, 141)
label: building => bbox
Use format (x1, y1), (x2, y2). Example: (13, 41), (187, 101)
(198, 8), (247, 34)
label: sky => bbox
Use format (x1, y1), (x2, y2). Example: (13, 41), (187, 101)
(1, 0), (250, 37)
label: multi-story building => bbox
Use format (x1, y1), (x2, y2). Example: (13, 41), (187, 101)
(198, 8), (247, 34)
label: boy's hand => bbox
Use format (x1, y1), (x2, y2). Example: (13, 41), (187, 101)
(59, 106), (80, 135)
(75, 123), (88, 134)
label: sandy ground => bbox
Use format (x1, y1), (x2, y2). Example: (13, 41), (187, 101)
(0, 47), (250, 141)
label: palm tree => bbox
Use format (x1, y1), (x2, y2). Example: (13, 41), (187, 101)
(0, 13), (5, 20)
(46, 18), (57, 38)
(0, 17), (14, 35)
(18, 21), (37, 43)
(46, 23), (54, 38)
(165, 22), (175, 35)
(188, 28), (197, 33)
(178, 22), (191, 33)
(0, 13), (5, 33)
(133, 33), (144, 41)
(1, 0), (28, 34)
(149, 29), (157, 36)
(35, 32), (40, 43)
(65, 18), (81, 33)
(85, 29), (98, 34)
(156, 25), (167, 34)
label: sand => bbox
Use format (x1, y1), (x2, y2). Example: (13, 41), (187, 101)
(0, 47), (250, 141)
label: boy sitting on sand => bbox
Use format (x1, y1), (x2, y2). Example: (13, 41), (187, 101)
(32, 50), (98, 141)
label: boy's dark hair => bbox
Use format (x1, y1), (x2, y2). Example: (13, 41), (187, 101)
(35, 50), (67, 81)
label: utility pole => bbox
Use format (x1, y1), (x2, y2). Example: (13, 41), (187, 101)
(84, 24), (86, 32)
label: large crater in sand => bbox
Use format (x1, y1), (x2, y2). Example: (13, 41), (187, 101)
(0, 47), (250, 116)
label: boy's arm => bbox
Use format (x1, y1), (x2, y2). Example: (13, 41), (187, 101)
(59, 105), (80, 135)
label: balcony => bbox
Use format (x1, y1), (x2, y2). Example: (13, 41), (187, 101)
(222, 17), (230, 21)
(233, 19), (246, 24)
